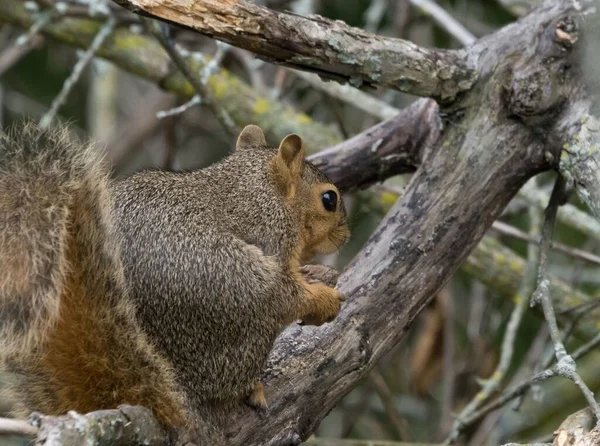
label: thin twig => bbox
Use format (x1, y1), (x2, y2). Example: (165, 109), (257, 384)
(519, 180), (600, 242)
(370, 368), (411, 440)
(144, 19), (237, 137)
(530, 174), (600, 426)
(445, 201), (542, 444)
(39, 16), (116, 130)
(491, 221), (600, 265)
(0, 417), (38, 437)
(201, 40), (230, 83)
(408, 0), (476, 46)
(292, 69), (399, 121)
(462, 330), (600, 428)
(157, 96), (201, 119)
(16, 9), (51, 46)
(0, 33), (44, 76)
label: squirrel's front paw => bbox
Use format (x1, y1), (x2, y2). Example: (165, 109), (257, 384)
(299, 284), (345, 326)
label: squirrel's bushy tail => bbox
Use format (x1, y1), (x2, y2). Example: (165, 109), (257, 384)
(0, 123), (109, 355)
(0, 122), (187, 427)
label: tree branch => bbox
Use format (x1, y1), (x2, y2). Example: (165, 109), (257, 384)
(28, 406), (168, 446)
(4, 1), (600, 445)
(308, 98), (439, 191)
(110, 0), (478, 100)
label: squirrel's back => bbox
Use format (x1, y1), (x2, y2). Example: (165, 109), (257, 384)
(0, 123), (187, 427)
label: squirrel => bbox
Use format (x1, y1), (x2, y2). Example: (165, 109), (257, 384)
(0, 122), (350, 441)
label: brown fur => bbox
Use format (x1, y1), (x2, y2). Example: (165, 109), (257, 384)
(0, 123), (187, 428)
(0, 122), (349, 438)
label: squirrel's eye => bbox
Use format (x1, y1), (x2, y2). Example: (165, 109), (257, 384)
(321, 190), (338, 212)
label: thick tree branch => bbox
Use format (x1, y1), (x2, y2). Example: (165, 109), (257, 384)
(110, 0), (478, 100)
(28, 406), (167, 446)
(222, 1), (598, 443)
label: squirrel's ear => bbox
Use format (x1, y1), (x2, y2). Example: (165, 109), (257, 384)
(236, 125), (267, 151)
(278, 134), (305, 178)
(271, 134), (305, 198)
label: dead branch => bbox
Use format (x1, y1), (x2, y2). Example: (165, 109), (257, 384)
(28, 406), (167, 446)
(308, 98), (439, 191)
(0, 417), (38, 437)
(220, 1), (599, 443)
(110, 0), (478, 100)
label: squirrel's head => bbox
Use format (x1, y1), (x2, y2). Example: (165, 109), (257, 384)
(236, 125), (350, 262)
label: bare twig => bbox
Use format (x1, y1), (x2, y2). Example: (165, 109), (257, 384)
(519, 180), (600, 241)
(491, 221), (600, 265)
(408, 0), (476, 46)
(462, 330), (600, 428)
(156, 96), (201, 119)
(291, 69), (399, 121)
(18, 0), (344, 145)
(530, 174), (600, 426)
(144, 19), (237, 137)
(39, 16), (116, 130)
(15, 10), (51, 46)
(370, 368), (411, 440)
(200, 40), (230, 83)
(0, 33), (44, 76)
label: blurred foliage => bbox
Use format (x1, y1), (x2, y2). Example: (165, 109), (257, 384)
(0, 1), (599, 446)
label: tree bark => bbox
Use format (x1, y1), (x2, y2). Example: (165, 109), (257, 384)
(111, 0), (478, 100)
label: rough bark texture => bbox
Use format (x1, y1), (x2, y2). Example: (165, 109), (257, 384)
(29, 406), (167, 446)
(111, 0), (478, 100)
(553, 407), (600, 446)
(560, 115), (600, 220)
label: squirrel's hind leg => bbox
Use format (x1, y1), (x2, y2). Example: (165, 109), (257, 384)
(246, 381), (268, 413)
